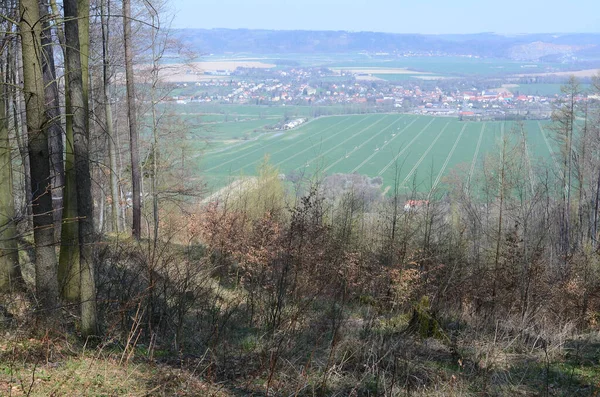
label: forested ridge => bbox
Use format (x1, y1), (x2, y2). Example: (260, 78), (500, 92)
(2, 1), (600, 395)
(175, 29), (600, 61)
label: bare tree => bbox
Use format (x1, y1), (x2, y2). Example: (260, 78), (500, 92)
(552, 76), (580, 262)
(123, 0), (142, 239)
(100, 0), (121, 233)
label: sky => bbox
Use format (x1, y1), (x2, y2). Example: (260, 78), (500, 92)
(170, 0), (599, 34)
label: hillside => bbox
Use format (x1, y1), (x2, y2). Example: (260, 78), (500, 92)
(174, 29), (600, 61)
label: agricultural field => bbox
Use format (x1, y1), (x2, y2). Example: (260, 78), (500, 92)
(174, 103), (373, 118)
(509, 83), (593, 96)
(197, 113), (556, 194)
(372, 73), (447, 81)
(191, 117), (281, 141)
(167, 103), (380, 151)
(199, 53), (575, 76)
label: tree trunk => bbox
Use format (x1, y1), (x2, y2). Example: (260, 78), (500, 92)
(493, 135), (507, 311)
(20, 0), (59, 309)
(39, 1), (65, 238)
(151, 23), (159, 246)
(77, 0), (96, 338)
(52, 0), (80, 301)
(1, 5), (23, 290)
(11, 43), (33, 229)
(63, 0), (97, 336)
(101, 0), (121, 233)
(123, 0), (141, 239)
(578, 104), (588, 244)
(58, 50), (80, 302)
(594, 169), (600, 248)
(0, 63), (20, 291)
(565, 79), (577, 260)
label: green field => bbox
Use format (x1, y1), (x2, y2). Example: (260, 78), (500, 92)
(191, 117), (280, 140)
(168, 103), (381, 151)
(509, 83), (593, 96)
(172, 103), (365, 117)
(197, 114), (556, 193)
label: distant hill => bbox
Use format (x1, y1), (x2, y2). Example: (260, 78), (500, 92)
(174, 29), (600, 61)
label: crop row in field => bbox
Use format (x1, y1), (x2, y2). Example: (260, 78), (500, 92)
(198, 114), (556, 194)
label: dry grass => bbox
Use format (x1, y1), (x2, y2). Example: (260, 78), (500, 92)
(1, 302), (599, 396)
(0, 341), (230, 396)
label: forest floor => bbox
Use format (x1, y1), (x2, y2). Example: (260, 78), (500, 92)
(1, 315), (600, 396)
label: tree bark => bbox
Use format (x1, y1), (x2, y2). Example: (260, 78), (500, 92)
(0, 63), (20, 291)
(11, 42), (33, 229)
(20, 0), (60, 309)
(52, 0), (80, 301)
(63, 0), (97, 336)
(58, 43), (80, 302)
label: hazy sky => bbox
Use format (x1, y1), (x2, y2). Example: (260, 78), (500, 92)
(170, 0), (599, 34)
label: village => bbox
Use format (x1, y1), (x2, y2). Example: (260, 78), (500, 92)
(164, 65), (593, 120)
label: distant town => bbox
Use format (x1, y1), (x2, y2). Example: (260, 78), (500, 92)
(164, 64), (596, 122)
